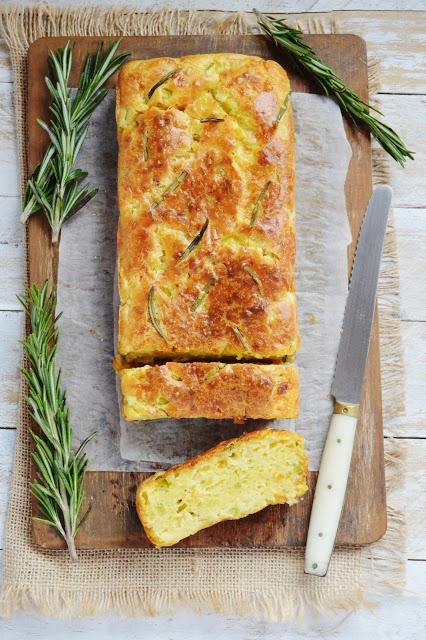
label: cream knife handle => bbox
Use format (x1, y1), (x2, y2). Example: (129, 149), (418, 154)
(304, 404), (358, 577)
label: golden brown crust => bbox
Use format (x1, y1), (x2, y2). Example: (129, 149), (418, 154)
(120, 361), (299, 421)
(116, 54), (297, 363)
(135, 428), (308, 546)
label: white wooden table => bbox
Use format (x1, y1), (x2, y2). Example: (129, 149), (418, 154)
(1, 2), (425, 638)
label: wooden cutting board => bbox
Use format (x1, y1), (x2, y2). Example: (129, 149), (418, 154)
(27, 34), (386, 550)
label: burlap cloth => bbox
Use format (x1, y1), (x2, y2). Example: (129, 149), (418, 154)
(0, 4), (406, 622)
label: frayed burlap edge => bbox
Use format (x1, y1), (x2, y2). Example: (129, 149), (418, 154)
(0, 4), (405, 622)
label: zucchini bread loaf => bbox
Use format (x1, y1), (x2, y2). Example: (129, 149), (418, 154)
(116, 53), (298, 420)
(136, 428), (308, 547)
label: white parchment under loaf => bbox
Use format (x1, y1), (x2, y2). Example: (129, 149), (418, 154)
(57, 91), (352, 471)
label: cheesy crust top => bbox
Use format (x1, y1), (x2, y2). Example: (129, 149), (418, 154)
(116, 53), (297, 363)
(120, 361), (299, 422)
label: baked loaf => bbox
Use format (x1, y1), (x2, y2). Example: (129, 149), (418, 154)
(120, 361), (299, 421)
(116, 53), (297, 364)
(136, 428), (308, 547)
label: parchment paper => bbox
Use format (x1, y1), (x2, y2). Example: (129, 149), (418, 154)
(57, 91), (352, 471)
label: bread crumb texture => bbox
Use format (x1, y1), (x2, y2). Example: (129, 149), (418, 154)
(136, 428), (308, 546)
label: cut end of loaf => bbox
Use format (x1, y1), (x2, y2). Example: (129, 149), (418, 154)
(136, 428), (309, 547)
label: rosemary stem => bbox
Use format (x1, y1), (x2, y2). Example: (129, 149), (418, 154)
(23, 41), (130, 239)
(60, 482), (78, 562)
(52, 199), (62, 243)
(20, 282), (94, 561)
(21, 196), (36, 224)
(254, 9), (414, 166)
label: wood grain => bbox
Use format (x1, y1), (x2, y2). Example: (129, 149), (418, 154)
(27, 34), (386, 549)
(388, 322), (426, 438)
(381, 95), (426, 208)
(395, 208), (426, 322)
(0, 83), (20, 197)
(0, 311), (22, 430)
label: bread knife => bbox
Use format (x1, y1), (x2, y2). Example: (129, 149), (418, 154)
(304, 185), (392, 577)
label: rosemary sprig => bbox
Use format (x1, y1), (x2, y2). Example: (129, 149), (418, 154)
(200, 117), (225, 123)
(250, 180), (272, 226)
(151, 170), (189, 210)
(231, 324), (250, 351)
(190, 278), (216, 313)
(255, 9), (414, 166)
(143, 130), (150, 162)
(148, 286), (168, 341)
(275, 91), (291, 126)
(23, 41), (130, 241)
(147, 69), (180, 100)
(243, 264), (264, 294)
(177, 219), (209, 263)
(18, 281), (95, 561)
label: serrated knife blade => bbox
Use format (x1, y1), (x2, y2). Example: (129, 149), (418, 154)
(305, 185), (392, 577)
(331, 185), (393, 404)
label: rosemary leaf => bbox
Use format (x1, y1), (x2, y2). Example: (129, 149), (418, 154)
(200, 117), (225, 123)
(19, 281), (95, 561)
(177, 219), (209, 263)
(143, 130), (149, 162)
(151, 170), (189, 210)
(243, 265), (264, 294)
(255, 9), (414, 167)
(148, 286), (168, 341)
(22, 41), (130, 239)
(190, 278), (216, 313)
(250, 181), (272, 226)
(203, 363), (227, 381)
(231, 324), (250, 351)
(147, 69), (180, 100)
(275, 91), (291, 126)
(166, 170), (189, 195)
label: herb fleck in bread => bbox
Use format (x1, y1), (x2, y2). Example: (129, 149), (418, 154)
(136, 428), (308, 546)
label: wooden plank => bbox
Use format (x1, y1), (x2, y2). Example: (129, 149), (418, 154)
(392, 439), (426, 560)
(4, 1), (421, 11)
(0, 196), (23, 244)
(306, 1), (426, 8)
(0, 195), (24, 312)
(27, 33), (385, 550)
(388, 322), (426, 438)
(379, 95), (426, 208)
(0, 243), (24, 310)
(395, 208), (426, 322)
(0, 428), (15, 550)
(322, 11), (426, 94)
(0, 311), (22, 429)
(0, 83), (20, 197)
